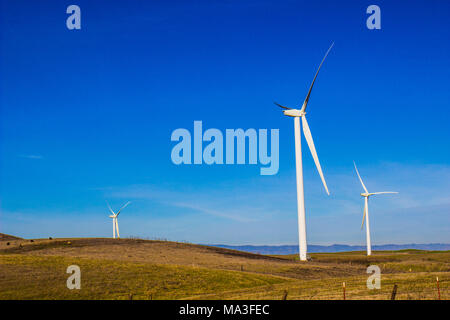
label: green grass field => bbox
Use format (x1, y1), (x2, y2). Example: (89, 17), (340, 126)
(0, 237), (448, 300)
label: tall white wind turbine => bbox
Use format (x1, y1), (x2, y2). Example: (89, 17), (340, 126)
(274, 43), (333, 261)
(353, 162), (398, 256)
(107, 201), (131, 239)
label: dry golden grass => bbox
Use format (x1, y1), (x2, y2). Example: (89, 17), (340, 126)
(0, 238), (448, 300)
(0, 254), (286, 300)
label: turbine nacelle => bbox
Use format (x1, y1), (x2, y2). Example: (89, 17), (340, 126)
(282, 109), (305, 117)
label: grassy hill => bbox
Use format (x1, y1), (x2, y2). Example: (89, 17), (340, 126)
(0, 237), (448, 300)
(0, 233), (22, 241)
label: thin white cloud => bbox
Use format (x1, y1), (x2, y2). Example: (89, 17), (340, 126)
(172, 202), (257, 222)
(19, 154), (44, 160)
(107, 183), (268, 222)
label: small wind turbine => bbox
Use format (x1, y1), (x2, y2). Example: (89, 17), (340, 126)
(107, 201), (131, 239)
(353, 162), (398, 256)
(274, 43), (333, 261)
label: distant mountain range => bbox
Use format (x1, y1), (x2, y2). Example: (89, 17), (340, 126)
(210, 243), (450, 255)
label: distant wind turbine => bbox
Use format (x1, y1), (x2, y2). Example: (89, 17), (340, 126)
(107, 201), (131, 239)
(353, 162), (398, 256)
(275, 43), (333, 261)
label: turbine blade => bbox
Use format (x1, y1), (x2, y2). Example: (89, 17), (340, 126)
(371, 191), (399, 195)
(300, 42), (334, 112)
(106, 201), (115, 215)
(115, 218), (120, 238)
(274, 101), (291, 110)
(353, 161), (368, 193)
(302, 116), (329, 195)
(116, 201), (131, 216)
(361, 200), (367, 230)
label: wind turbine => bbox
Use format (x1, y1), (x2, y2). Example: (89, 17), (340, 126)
(353, 162), (398, 256)
(107, 201), (131, 239)
(274, 43), (333, 261)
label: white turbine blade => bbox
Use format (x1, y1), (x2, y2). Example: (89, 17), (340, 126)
(106, 201), (115, 215)
(301, 116), (329, 195)
(115, 201), (131, 216)
(371, 191), (398, 195)
(115, 218), (120, 238)
(300, 42), (334, 112)
(361, 200), (367, 230)
(353, 161), (368, 193)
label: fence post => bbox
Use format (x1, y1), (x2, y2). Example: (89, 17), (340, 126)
(437, 277), (441, 300)
(343, 282), (346, 300)
(390, 284), (398, 300)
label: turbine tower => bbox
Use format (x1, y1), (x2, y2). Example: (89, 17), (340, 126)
(107, 201), (131, 239)
(275, 43), (333, 261)
(353, 162), (398, 256)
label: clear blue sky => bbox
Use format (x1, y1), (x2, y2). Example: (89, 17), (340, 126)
(1, 0), (449, 245)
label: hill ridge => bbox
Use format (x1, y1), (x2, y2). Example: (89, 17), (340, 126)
(0, 233), (22, 241)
